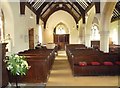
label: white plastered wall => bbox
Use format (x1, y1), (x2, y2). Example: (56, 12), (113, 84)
(109, 21), (119, 45)
(1, 1), (38, 54)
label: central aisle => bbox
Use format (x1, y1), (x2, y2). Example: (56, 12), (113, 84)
(46, 51), (119, 87)
(46, 51), (73, 86)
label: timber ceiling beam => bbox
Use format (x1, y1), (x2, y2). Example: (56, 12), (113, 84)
(36, 13), (40, 24)
(37, 2), (49, 14)
(36, 2), (49, 24)
(20, 1), (25, 15)
(85, 2), (94, 13)
(94, 1), (100, 13)
(115, 1), (120, 13)
(25, 2), (37, 14)
(43, 4), (79, 28)
(46, 5), (79, 22)
(67, 2), (81, 16)
(41, 2), (54, 16)
(73, 2), (85, 23)
(73, 2), (84, 13)
(111, 16), (120, 22)
(43, 4), (58, 28)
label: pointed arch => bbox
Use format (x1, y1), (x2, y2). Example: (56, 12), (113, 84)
(0, 9), (5, 41)
(54, 22), (69, 34)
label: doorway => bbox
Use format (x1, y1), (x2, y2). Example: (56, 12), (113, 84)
(29, 28), (34, 49)
(53, 22), (69, 50)
(54, 34), (69, 50)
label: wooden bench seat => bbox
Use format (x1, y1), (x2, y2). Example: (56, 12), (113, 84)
(66, 44), (120, 76)
(9, 48), (56, 83)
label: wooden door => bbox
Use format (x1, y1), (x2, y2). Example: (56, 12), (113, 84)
(54, 34), (69, 50)
(29, 28), (34, 49)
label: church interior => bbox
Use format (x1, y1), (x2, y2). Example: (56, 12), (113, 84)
(0, 0), (120, 88)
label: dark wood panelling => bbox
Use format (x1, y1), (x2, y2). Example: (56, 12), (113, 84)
(1, 43), (8, 88)
(20, 2), (25, 15)
(54, 34), (69, 50)
(8, 49), (56, 83)
(29, 28), (34, 49)
(91, 40), (100, 50)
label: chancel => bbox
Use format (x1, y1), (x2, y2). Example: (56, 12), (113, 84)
(0, 0), (120, 88)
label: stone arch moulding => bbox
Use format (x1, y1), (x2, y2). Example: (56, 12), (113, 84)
(44, 9), (77, 29)
(1, 1), (15, 50)
(0, 9), (4, 41)
(92, 17), (99, 26)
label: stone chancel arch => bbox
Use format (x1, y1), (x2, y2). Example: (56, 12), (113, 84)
(44, 10), (79, 44)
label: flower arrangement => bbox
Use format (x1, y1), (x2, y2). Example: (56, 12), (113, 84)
(5, 54), (30, 76)
(5, 54), (30, 87)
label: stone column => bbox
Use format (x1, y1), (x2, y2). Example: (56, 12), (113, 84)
(85, 33), (91, 47)
(100, 31), (109, 52)
(99, 2), (116, 52)
(80, 23), (85, 45)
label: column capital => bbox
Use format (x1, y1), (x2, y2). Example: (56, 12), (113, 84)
(82, 23), (86, 26)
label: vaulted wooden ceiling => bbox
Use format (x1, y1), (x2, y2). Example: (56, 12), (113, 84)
(20, 0), (119, 28)
(111, 1), (120, 22)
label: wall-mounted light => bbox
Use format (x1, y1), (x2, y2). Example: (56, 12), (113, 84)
(30, 14), (33, 19)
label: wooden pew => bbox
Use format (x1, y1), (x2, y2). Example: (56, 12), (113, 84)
(66, 44), (120, 76)
(8, 48), (56, 83)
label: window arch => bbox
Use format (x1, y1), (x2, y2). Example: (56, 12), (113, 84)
(54, 22), (69, 34)
(91, 24), (100, 40)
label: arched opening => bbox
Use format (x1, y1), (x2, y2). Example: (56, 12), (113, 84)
(91, 24), (100, 41)
(91, 24), (100, 49)
(45, 10), (78, 44)
(53, 22), (69, 50)
(0, 9), (5, 42)
(53, 22), (69, 34)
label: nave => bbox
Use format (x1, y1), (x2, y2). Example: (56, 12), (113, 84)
(46, 51), (119, 87)
(1, 1), (120, 88)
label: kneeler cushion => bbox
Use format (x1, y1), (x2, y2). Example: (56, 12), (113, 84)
(91, 62), (101, 66)
(103, 62), (113, 66)
(79, 62), (87, 66)
(115, 61), (120, 65)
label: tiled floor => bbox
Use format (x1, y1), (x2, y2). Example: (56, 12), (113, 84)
(46, 51), (120, 87)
